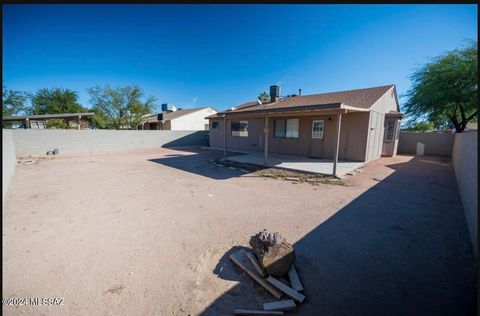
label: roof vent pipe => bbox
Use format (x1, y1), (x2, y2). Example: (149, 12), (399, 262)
(270, 85), (280, 103)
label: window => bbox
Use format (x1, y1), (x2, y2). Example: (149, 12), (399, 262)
(385, 119), (395, 142)
(211, 121), (219, 129)
(274, 120), (286, 138)
(231, 120), (248, 137)
(274, 118), (299, 138)
(312, 120), (324, 139)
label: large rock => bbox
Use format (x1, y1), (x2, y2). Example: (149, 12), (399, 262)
(249, 229), (295, 276)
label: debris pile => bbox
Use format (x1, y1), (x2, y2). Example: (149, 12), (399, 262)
(46, 148), (60, 155)
(230, 229), (305, 315)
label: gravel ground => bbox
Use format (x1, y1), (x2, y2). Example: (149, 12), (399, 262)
(2, 147), (476, 315)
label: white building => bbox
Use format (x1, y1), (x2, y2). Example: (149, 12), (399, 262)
(140, 107), (217, 131)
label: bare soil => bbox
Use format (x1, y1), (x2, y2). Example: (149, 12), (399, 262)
(2, 147), (475, 315)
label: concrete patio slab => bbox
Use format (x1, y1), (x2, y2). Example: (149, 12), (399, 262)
(226, 151), (364, 177)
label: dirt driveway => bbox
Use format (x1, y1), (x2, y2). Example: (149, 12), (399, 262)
(2, 147), (476, 315)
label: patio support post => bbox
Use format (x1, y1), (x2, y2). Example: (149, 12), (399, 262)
(78, 115), (81, 130)
(332, 111), (343, 177)
(264, 116), (269, 166)
(223, 115), (227, 159)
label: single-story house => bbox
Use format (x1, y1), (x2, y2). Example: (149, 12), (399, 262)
(140, 107), (217, 131)
(207, 84), (403, 175)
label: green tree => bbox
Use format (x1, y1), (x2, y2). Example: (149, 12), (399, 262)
(258, 91), (269, 101)
(30, 88), (86, 115)
(403, 41), (478, 133)
(87, 110), (109, 129)
(88, 85), (156, 129)
(405, 121), (435, 132)
(45, 118), (69, 129)
(2, 85), (28, 116)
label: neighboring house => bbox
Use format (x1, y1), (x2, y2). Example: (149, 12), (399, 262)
(140, 107), (217, 131)
(207, 84), (403, 163)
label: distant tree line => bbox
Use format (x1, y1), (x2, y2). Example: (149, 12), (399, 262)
(2, 85), (156, 129)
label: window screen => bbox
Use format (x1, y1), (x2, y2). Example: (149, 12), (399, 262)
(274, 119), (299, 138)
(231, 120), (248, 137)
(286, 119), (299, 138)
(312, 120), (324, 139)
(212, 121), (219, 129)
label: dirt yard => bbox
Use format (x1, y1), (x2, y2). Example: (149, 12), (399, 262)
(2, 147), (476, 315)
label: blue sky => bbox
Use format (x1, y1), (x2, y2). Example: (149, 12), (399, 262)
(2, 4), (477, 112)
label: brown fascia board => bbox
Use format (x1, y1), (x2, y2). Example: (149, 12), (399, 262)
(222, 103), (343, 116)
(206, 103), (368, 119)
(340, 104), (370, 112)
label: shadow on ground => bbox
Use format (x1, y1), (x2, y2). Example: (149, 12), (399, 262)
(199, 156), (477, 315)
(148, 147), (264, 180)
(161, 131), (209, 148)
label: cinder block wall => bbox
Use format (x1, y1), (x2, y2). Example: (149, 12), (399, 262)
(452, 131), (478, 256)
(11, 129), (208, 156)
(2, 130), (17, 205)
(398, 131), (454, 156)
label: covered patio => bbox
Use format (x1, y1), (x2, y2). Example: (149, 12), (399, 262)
(226, 151), (365, 177)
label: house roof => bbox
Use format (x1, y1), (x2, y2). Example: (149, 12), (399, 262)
(386, 110), (404, 118)
(209, 84), (396, 118)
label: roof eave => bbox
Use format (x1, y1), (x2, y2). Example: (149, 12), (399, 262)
(339, 104), (370, 112)
(216, 103), (344, 117)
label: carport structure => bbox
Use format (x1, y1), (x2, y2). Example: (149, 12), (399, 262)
(2, 112), (95, 129)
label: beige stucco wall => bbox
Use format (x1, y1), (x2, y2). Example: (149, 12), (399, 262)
(3, 130), (17, 205)
(209, 112), (370, 161)
(452, 131), (477, 256)
(10, 129), (208, 156)
(398, 132), (454, 157)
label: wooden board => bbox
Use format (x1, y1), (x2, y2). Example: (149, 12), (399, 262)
(234, 309), (284, 315)
(246, 251), (266, 277)
(288, 264), (304, 292)
(229, 250), (283, 299)
(266, 276), (305, 303)
(263, 299), (296, 311)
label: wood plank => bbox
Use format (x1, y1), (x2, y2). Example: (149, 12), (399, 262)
(277, 277), (290, 287)
(246, 251), (266, 277)
(288, 264), (304, 292)
(266, 276), (305, 303)
(229, 250), (283, 299)
(263, 299), (296, 311)
(234, 309), (284, 315)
